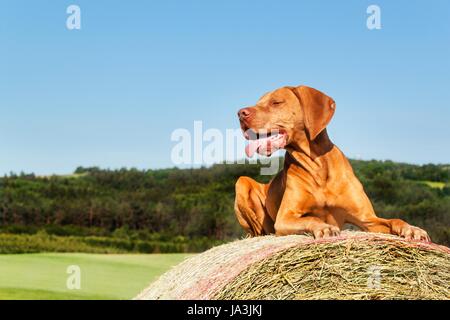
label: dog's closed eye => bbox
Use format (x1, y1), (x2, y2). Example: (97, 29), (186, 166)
(271, 100), (284, 106)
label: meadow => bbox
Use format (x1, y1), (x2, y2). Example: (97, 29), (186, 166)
(0, 253), (191, 300)
(0, 159), (448, 300)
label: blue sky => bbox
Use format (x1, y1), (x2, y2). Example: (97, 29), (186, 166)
(1, 0), (449, 175)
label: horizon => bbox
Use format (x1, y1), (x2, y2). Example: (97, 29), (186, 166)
(2, 0), (450, 176)
(3, 155), (449, 177)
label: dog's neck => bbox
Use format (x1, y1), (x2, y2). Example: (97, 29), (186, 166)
(285, 129), (335, 185)
(289, 129), (333, 157)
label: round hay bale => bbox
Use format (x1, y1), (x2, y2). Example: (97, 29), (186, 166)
(135, 231), (450, 300)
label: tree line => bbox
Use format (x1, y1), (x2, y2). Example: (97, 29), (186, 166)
(0, 158), (449, 251)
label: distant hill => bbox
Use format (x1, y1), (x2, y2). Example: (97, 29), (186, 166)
(0, 159), (449, 252)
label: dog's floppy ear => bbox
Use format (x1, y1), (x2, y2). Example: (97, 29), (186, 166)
(292, 86), (336, 140)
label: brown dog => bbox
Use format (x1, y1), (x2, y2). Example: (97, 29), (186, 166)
(235, 85), (430, 240)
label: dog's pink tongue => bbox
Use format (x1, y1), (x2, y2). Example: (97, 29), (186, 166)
(245, 139), (264, 157)
(245, 134), (286, 157)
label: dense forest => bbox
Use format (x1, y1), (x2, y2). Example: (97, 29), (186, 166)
(0, 159), (449, 253)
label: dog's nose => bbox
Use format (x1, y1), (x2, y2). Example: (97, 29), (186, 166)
(238, 108), (251, 119)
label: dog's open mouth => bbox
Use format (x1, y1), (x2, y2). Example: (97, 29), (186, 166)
(242, 128), (288, 157)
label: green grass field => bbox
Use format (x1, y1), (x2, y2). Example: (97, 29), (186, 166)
(0, 253), (192, 300)
(420, 181), (446, 189)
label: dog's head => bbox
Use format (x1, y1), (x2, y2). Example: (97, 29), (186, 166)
(238, 85), (335, 157)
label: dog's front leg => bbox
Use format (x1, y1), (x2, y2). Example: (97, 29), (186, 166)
(274, 189), (340, 238)
(275, 213), (340, 238)
(355, 215), (430, 242)
(343, 192), (431, 241)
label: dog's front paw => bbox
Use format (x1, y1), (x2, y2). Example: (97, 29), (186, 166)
(397, 224), (430, 242)
(311, 224), (340, 239)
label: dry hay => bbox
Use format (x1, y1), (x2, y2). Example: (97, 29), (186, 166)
(135, 231), (450, 300)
